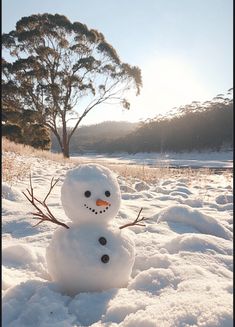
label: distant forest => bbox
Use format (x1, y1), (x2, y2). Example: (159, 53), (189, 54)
(51, 121), (138, 153)
(51, 91), (233, 154)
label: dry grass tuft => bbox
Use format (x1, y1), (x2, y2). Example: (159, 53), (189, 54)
(2, 138), (73, 184)
(2, 138), (232, 185)
(102, 163), (232, 185)
(2, 154), (31, 184)
(2, 138), (71, 163)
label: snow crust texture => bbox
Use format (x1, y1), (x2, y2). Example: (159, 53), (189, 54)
(2, 153), (233, 327)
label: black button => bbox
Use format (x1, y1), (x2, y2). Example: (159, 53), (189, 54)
(101, 254), (109, 263)
(99, 237), (107, 245)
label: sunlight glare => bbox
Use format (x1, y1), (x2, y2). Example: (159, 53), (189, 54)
(128, 55), (212, 120)
(80, 56), (213, 125)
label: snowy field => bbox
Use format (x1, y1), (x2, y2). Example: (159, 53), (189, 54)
(2, 151), (233, 327)
(71, 150), (233, 168)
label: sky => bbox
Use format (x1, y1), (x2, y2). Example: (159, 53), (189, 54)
(2, 0), (233, 125)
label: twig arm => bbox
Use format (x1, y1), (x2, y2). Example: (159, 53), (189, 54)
(22, 174), (70, 229)
(119, 208), (147, 229)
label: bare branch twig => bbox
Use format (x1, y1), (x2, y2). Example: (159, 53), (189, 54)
(22, 174), (69, 229)
(119, 208), (147, 229)
(43, 177), (60, 203)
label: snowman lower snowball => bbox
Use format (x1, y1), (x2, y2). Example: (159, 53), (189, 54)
(46, 164), (135, 295)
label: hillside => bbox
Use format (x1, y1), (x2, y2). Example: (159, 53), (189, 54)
(94, 96), (233, 154)
(51, 121), (139, 153)
(51, 94), (233, 155)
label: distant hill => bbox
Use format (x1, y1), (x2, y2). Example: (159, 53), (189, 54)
(94, 95), (233, 153)
(52, 91), (233, 154)
(51, 121), (139, 153)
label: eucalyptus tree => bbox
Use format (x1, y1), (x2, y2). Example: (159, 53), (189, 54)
(2, 76), (51, 149)
(2, 14), (142, 157)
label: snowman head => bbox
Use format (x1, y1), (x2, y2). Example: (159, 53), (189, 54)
(61, 164), (121, 225)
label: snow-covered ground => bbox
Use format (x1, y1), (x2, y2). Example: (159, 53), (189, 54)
(2, 152), (233, 327)
(71, 150), (233, 168)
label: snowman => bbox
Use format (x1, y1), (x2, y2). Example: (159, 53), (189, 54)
(45, 164), (136, 295)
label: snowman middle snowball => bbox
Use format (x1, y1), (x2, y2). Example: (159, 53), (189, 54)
(46, 164), (135, 295)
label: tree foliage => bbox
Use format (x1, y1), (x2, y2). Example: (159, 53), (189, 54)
(2, 13), (142, 157)
(2, 105), (51, 150)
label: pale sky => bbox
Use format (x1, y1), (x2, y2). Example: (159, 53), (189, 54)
(2, 0), (233, 125)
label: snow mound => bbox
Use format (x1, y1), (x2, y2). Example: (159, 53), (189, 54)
(173, 187), (192, 195)
(114, 293), (232, 327)
(157, 205), (232, 240)
(120, 185), (136, 193)
(2, 281), (75, 327)
(134, 181), (150, 191)
(154, 186), (170, 195)
(68, 290), (117, 326)
(170, 191), (188, 198)
(181, 198), (203, 207)
(128, 267), (179, 295)
(215, 194), (233, 205)
(102, 288), (157, 325)
(2, 244), (49, 285)
(2, 244), (36, 267)
(2, 183), (23, 201)
(133, 254), (171, 275)
(163, 233), (232, 255)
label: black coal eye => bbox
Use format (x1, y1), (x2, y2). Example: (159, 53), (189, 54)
(105, 191), (111, 197)
(84, 190), (91, 198)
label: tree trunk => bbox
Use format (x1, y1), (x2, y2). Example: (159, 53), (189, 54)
(62, 117), (70, 158)
(62, 143), (70, 158)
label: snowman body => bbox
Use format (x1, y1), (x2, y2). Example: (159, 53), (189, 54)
(46, 223), (135, 295)
(46, 164), (135, 294)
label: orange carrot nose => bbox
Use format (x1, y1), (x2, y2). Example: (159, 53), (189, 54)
(96, 199), (110, 206)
